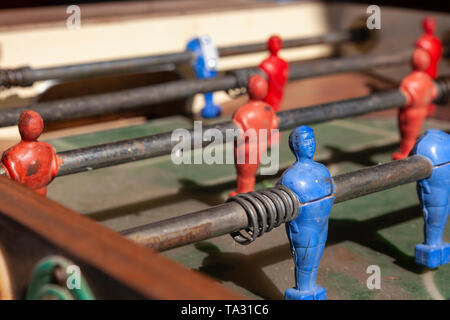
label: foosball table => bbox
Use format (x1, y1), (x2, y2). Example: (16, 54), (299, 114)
(0, 0), (448, 301)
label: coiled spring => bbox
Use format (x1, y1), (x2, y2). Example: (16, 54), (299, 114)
(227, 185), (300, 245)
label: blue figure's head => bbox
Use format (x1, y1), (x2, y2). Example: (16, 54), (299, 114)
(289, 126), (316, 161)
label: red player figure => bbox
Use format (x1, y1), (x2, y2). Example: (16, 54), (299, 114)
(259, 35), (289, 112)
(393, 49), (438, 160)
(1, 110), (60, 196)
(414, 16), (442, 116)
(229, 75), (279, 197)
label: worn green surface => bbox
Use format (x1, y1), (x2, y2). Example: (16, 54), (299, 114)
(46, 116), (450, 300)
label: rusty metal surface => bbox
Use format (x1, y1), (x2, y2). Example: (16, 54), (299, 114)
(57, 121), (239, 176)
(0, 176), (242, 299)
(0, 76), (239, 127)
(276, 88), (408, 131)
(123, 202), (248, 252)
(123, 156), (434, 252)
(333, 155), (433, 203)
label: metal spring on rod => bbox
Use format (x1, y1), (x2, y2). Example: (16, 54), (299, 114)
(227, 185), (300, 245)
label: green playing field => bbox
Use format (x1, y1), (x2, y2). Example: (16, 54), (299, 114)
(45, 115), (450, 300)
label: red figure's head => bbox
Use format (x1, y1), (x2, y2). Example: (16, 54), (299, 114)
(423, 16), (436, 35)
(412, 48), (430, 71)
(267, 35), (282, 55)
(248, 75), (268, 100)
(18, 110), (44, 142)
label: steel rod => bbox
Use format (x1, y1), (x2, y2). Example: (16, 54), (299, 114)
(33, 53), (190, 82)
(0, 76), (240, 127)
(217, 27), (361, 57)
(0, 27), (366, 88)
(123, 201), (249, 252)
(276, 89), (408, 131)
(288, 48), (413, 80)
(333, 155), (433, 203)
(54, 76), (450, 176)
(122, 155), (433, 251)
(56, 121), (239, 176)
(0, 48), (419, 128)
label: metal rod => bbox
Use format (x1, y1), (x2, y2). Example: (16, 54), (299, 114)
(55, 76), (450, 176)
(0, 48), (420, 128)
(122, 155), (433, 251)
(33, 54), (189, 82)
(333, 155), (433, 203)
(276, 89), (408, 131)
(217, 27), (361, 57)
(288, 48), (413, 80)
(0, 76), (240, 127)
(123, 201), (249, 252)
(57, 121), (239, 176)
(0, 27), (366, 88)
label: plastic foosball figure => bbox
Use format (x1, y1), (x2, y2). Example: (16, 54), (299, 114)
(1, 110), (59, 196)
(415, 17), (442, 116)
(259, 35), (289, 112)
(281, 126), (335, 300)
(410, 129), (450, 268)
(186, 36), (221, 118)
(393, 48), (438, 160)
(229, 75), (279, 197)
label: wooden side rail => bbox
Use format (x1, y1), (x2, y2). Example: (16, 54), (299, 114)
(0, 176), (241, 300)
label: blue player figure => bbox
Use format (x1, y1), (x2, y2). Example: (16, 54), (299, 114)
(280, 126), (335, 300)
(186, 36), (221, 118)
(410, 129), (450, 268)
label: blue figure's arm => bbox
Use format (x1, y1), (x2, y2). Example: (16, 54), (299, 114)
(421, 179), (431, 194)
